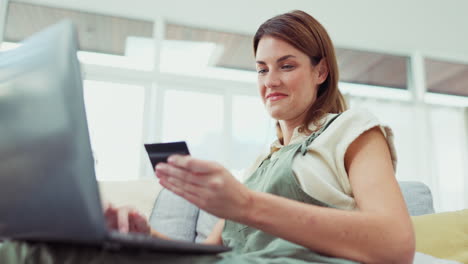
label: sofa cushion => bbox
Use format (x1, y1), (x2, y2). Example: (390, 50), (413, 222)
(412, 209), (468, 263)
(149, 189), (220, 243)
(195, 210), (219, 243)
(150, 181), (436, 243)
(399, 181), (435, 216)
(149, 188), (198, 241)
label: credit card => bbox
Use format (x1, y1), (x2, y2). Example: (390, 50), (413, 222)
(144, 141), (190, 168)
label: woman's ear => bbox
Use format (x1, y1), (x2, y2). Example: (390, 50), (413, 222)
(316, 59), (329, 85)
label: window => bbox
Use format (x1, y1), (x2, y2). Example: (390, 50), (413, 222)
(425, 58), (468, 97)
(231, 95), (274, 171)
(336, 48), (409, 89)
(430, 106), (466, 211)
(347, 96), (420, 182)
(83, 80), (145, 180)
(165, 23), (254, 71)
(161, 89), (225, 165)
(162, 23), (256, 82)
(347, 91), (468, 212)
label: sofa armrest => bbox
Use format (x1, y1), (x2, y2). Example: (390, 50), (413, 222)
(412, 209), (468, 263)
(98, 179), (162, 218)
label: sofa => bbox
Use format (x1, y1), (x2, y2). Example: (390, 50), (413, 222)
(99, 180), (467, 264)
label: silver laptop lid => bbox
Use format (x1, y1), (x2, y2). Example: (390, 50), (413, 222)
(0, 20), (107, 243)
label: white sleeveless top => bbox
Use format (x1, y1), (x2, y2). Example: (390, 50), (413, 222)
(242, 108), (397, 211)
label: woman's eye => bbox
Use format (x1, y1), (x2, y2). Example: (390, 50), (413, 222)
(281, 65), (294, 70)
(257, 69), (267, 74)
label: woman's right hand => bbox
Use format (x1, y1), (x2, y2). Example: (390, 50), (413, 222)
(103, 202), (171, 240)
(103, 202), (151, 234)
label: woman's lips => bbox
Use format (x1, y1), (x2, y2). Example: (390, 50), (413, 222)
(266, 93), (288, 102)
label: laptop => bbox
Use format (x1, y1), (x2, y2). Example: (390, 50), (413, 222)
(0, 20), (230, 254)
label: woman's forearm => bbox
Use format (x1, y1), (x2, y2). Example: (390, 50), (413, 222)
(150, 222), (224, 246)
(241, 191), (415, 264)
(149, 228), (171, 240)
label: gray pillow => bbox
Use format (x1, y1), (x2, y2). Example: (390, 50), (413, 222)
(149, 188), (198, 241)
(399, 181), (435, 216)
(150, 181), (435, 243)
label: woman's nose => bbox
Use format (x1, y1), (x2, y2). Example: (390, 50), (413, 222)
(264, 71), (281, 88)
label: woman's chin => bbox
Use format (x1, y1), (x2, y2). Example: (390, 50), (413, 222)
(267, 111), (286, 121)
(266, 104), (296, 120)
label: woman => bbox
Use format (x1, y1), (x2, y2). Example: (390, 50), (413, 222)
(106, 10), (415, 264)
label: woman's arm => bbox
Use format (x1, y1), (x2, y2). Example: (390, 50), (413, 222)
(202, 219), (225, 245)
(240, 127), (415, 264)
(150, 219), (224, 244)
(155, 127), (414, 263)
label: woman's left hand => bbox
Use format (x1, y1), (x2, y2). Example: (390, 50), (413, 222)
(155, 155), (252, 222)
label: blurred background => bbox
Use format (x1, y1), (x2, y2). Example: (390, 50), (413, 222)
(1, 0), (467, 213)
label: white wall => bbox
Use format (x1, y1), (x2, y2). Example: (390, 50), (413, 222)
(0, 0), (7, 43)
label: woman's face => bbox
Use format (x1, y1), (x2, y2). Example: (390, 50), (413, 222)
(255, 36), (326, 125)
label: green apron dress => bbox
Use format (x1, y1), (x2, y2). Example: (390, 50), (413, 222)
(218, 113), (359, 264)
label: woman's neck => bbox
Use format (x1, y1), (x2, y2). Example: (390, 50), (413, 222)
(278, 119), (304, 146)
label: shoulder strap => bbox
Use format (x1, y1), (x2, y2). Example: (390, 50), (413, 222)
(300, 113), (342, 155)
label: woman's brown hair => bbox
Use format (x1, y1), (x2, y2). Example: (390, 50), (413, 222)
(253, 10), (347, 144)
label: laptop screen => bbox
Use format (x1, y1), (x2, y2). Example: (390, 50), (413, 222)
(0, 21), (107, 243)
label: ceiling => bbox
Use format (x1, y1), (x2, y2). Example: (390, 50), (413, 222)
(3, 0), (468, 96)
(10, 0), (468, 63)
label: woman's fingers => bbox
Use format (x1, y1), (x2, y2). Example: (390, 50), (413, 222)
(129, 211), (150, 233)
(159, 176), (208, 207)
(171, 174), (212, 198)
(117, 207), (132, 233)
(167, 155), (220, 174)
(104, 204), (118, 229)
(103, 204), (151, 234)
(155, 163), (205, 187)
(159, 174), (203, 198)
(156, 155), (251, 220)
